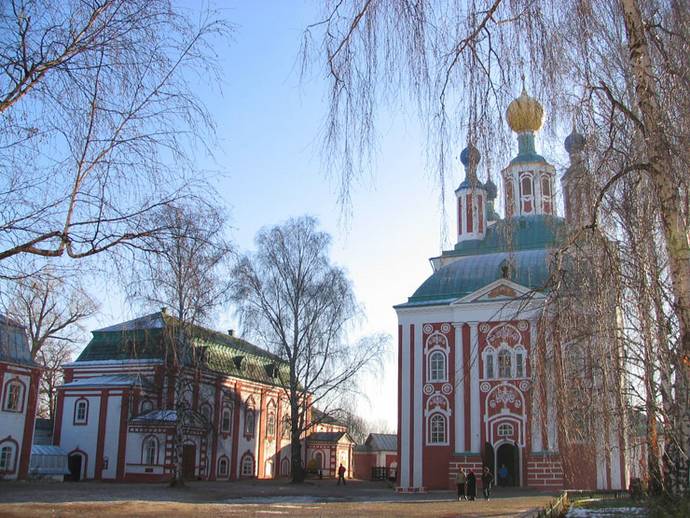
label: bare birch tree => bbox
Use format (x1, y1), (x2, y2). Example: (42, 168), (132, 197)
(0, 0), (229, 267)
(231, 216), (387, 482)
(304, 0), (689, 494)
(127, 202), (233, 486)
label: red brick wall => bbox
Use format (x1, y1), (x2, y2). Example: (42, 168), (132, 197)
(526, 455), (565, 489)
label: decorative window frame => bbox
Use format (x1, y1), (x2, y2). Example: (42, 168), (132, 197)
(0, 437), (18, 474)
(540, 174), (553, 214)
(482, 346), (496, 379)
(519, 173), (534, 214)
(73, 398), (89, 425)
(265, 400), (276, 438)
(424, 331), (450, 383)
(514, 345), (527, 378)
(141, 435), (159, 465)
(2, 378), (25, 413)
(217, 455), (230, 478)
(424, 393), (450, 446)
(427, 412), (448, 446)
(497, 348), (513, 378)
(497, 423), (514, 437)
(240, 451), (255, 477)
(244, 397), (256, 438)
(220, 405), (233, 434)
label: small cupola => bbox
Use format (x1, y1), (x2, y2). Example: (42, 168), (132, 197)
(455, 143), (487, 244)
(562, 126), (591, 227)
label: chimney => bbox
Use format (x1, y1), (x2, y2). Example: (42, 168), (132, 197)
(228, 329), (234, 337)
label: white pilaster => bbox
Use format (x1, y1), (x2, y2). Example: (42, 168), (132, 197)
(453, 323), (464, 452)
(400, 322), (411, 488)
(529, 320), (543, 452)
(413, 323), (423, 488)
(469, 322), (480, 452)
(545, 332), (558, 451)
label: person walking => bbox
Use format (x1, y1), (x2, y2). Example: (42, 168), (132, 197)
(481, 466), (494, 500)
(337, 463), (347, 486)
(455, 469), (467, 501)
(466, 470), (477, 501)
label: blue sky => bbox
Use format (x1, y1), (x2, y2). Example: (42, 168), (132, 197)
(88, 1), (568, 431)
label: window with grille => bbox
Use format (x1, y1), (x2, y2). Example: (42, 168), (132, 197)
(428, 351), (447, 382)
(144, 437), (157, 465)
(0, 446), (12, 471)
(4, 382), (21, 411)
(429, 414), (447, 444)
(221, 407), (232, 433)
(497, 423), (514, 437)
(74, 399), (88, 424)
(498, 350), (512, 378)
(241, 454), (254, 476)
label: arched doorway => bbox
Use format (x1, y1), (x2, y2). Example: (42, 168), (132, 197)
(495, 442), (520, 487)
(314, 451), (324, 471)
(68, 452), (84, 481)
(265, 459), (274, 478)
(280, 457), (290, 477)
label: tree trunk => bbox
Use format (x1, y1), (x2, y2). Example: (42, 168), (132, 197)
(621, 0), (690, 494)
(290, 397), (305, 483)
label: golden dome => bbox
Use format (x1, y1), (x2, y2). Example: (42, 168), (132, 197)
(506, 88), (544, 133)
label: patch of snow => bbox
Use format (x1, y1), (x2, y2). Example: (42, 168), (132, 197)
(566, 507), (647, 517)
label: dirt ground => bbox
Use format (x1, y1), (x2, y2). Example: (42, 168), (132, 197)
(0, 479), (558, 517)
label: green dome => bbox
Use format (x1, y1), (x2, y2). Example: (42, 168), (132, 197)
(398, 215), (566, 307)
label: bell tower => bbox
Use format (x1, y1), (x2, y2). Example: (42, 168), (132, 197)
(501, 87), (556, 218)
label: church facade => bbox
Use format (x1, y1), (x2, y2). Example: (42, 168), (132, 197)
(395, 89), (628, 491)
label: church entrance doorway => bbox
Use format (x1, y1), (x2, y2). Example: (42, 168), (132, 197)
(182, 445), (196, 480)
(495, 442), (519, 487)
(67, 453), (83, 481)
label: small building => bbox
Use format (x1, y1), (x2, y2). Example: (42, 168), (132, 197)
(305, 431), (355, 478)
(0, 315), (41, 480)
(29, 445), (69, 480)
(353, 433), (398, 481)
(54, 311), (302, 482)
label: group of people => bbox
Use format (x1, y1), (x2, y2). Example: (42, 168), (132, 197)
(454, 466), (495, 501)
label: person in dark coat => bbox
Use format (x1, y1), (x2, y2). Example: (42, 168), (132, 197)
(466, 470), (477, 501)
(481, 466), (494, 500)
(337, 463), (347, 485)
(455, 469), (467, 501)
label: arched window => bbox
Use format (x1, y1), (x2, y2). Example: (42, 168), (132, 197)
(218, 456), (229, 477)
(245, 409), (255, 436)
(429, 414), (447, 444)
(282, 415), (291, 438)
(241, 453), (254, 477)
(515, 350), (525, 378)
(266, 409), (276, 437)
(541, 176), (552, 214)
(484, 348), (496, 379)
(140, 399), (154, 414)
(200, 403), (212, 424)
(221, 406), (232, 433)
(281, 457), (290, 476)
(428, 351), (447, 382)
(3, 380), (23, 412)
(314, 451), (324, 469)
(74, 398), (88, 425)
(0, 445), (13, 471)
(498, 350), (512, 378)
(143, 436), (158, 465)
(497, 423), (514, 437)
(520, 174), (533, 214)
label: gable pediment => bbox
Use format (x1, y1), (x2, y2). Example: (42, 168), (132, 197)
(453, 278), (534, 304)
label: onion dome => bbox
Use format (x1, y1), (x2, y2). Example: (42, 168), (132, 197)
(460, 143), (481, 168)
(564, 128), (585, 154)
(506, 88), (544, 133)
(484, 177), (497, 201)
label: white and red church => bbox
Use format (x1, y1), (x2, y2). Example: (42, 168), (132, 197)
(395, 89), (628, 491)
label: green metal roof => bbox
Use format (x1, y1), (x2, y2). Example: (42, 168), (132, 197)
(76, 312), (289, 386)
(397, 215), (566, 308)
